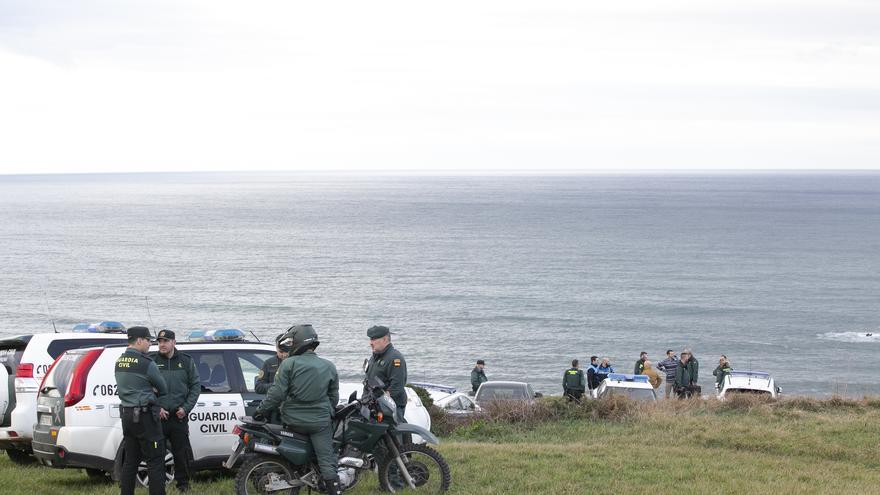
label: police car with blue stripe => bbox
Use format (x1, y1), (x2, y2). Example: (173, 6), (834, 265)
(590, 373), (658, 401)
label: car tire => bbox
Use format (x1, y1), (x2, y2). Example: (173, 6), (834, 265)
(6, 448), (34, 465)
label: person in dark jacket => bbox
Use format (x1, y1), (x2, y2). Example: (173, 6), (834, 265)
(115, 326), (168, 495)
(656, 350), (679, 399)
(364, 325), (408, 419)
(150, 330), (200, 492)
(674, 352), (698, 398)
(562, 359), (586, 402)
(633, 351), (648, 375)
(713, 355), (732, 391)
(586, 356), (600, 390)
(471, 359), (488, 394)
(685, 348), (700, 384)
(256, 325), (341, 495)
(595, 358), (614, 385)
(255, 333), (291, 394)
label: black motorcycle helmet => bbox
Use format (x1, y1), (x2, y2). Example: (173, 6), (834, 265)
(274, 332), (292, 354)
(280, 324), (320, 355)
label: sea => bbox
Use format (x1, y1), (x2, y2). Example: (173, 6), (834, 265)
(1, 172), (878, 397)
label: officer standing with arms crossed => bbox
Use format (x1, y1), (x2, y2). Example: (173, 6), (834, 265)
(255, 325), (341, 495)
(150, 330), (200, 493)
(364, 325), (408, 421)
(115, 326), (168, 495)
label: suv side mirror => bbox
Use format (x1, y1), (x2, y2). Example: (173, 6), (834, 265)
(534, 392), (543, 398)
(776, 386), (782, 394)
(348, 391), (358, 404)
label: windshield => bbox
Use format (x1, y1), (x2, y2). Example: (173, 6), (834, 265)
(477, 385), (529, 401)
(603, 387), (655, 401)
(726, 389), (771, 397)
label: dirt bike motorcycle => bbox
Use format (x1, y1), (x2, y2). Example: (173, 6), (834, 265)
(225, 377), (451, 493)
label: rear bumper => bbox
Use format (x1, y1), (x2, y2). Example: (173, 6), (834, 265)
(33, 426), (115, 472)
(0, 429), (30, 450)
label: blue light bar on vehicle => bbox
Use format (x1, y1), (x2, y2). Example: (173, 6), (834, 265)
(729, 371), (771, 379)
(97, 321), (126, 333)
(607, 373), (649, 383)
(188, 328), (245, 342)
(72, 323), (91, 333)
(213, 329), (245, 341)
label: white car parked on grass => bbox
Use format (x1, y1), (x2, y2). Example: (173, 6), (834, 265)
(409, 382), (481, 416)
(590, 373), (658, 401)
(0, 331), (128, 464)
(717, 371), (781, 399)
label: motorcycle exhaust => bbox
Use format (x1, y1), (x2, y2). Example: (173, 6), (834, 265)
(253, 442), (279, 455)
(338, 457), (365, 468)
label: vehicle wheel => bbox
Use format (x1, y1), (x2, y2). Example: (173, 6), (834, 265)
(234, 454), (301, 495)
(6, 448), (34, 465)
(378, 443), (451, 493)
(85, 468), (110, 481)
(136, 449), (175, 487)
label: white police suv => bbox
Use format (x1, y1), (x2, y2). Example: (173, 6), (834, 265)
(0, 328), (129, 464)
(32, 329), (432, 484)
(591, 373), (658, 401)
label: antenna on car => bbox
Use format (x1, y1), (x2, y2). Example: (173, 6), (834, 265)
(249, 331), (261, 342)
(41, 287), (58, 333)
(145, 296), (155, 328)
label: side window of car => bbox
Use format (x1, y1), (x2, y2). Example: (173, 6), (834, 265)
(189, 351), (232, 393)
(460, 396), (475, 410)
(234, 351), (275, 393)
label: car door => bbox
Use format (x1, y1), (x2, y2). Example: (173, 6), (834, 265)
(186, 349), (245, 462)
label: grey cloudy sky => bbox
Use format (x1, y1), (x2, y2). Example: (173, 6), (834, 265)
(1, 0), (878, 174)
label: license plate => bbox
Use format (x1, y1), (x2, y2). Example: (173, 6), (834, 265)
(39, 414), (53, 426)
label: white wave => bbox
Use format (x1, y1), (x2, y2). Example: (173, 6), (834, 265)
(817, 331), (880, 343)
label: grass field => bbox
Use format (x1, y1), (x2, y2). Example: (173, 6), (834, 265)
(2, 396), (878, 494)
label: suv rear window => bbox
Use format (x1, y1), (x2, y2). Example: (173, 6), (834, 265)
(0, 336), (32, 374)
(41, 352), (86, 397)
(477, 385), (529, 401)
(603, 387), (655, 401)
(46, 338), (127, 360)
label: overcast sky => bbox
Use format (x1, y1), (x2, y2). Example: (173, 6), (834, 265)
(1, 0), (878, 174)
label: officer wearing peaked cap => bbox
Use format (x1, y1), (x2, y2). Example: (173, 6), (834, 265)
(149, 329), (199, 493)
(364, 325), (408, 419)
(115, 326), (168, 495)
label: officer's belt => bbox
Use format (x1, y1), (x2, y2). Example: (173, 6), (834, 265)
(288, 398), (329, 406)
(121, 405), (155, 412)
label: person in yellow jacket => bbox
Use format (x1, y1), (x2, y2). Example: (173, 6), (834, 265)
(641, 360), (663, 390)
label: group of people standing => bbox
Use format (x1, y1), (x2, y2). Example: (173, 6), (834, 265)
(559, 349), (734, 400)
(114, 323), (407, 495)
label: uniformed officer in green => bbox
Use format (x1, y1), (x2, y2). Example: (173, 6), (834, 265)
(254, 333), (291, 394)
(149, 330), (200, 493)
(470, 359), (488, 394)
(364, 325), (408, 420)
(562, 359), (586, 402)
(256, 325), (341, 495)
(115, 326), (168, 495)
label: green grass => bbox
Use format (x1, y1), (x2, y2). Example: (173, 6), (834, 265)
(3, 396), (879, 494)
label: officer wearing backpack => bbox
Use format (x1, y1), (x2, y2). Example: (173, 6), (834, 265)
(562, 359), (586, 402)
(255, 325), (341, 495)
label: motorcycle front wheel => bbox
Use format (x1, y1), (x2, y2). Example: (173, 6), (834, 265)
(234, 454), (301, 495)
(378, 443), (451, 493)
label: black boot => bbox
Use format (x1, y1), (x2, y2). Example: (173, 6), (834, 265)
(324, 476), (342, 495)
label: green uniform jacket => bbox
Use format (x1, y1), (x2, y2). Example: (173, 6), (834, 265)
(258, 351), (339, 428)
(633, 359), (645, 375)
(689, 356), (700, 383)
(364, 344), (407, 409)
(255, 355), (282, 394)
(115, 348), (168, 407)
(562, 368), (586, 392)
(471, 367), (488, 393)
(149, 349), (200, 413)
(674, 360), (696, 389)
(713, 363), (732, 387)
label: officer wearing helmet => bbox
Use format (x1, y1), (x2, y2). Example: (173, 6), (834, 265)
(254, 333), (291, 394)
(255, 325), (341, 495)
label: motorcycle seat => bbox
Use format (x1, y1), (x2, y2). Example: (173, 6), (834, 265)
(265, 423), (312, 442)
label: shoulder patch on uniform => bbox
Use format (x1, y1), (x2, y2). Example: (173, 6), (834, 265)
(393, 359), (401, 367)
